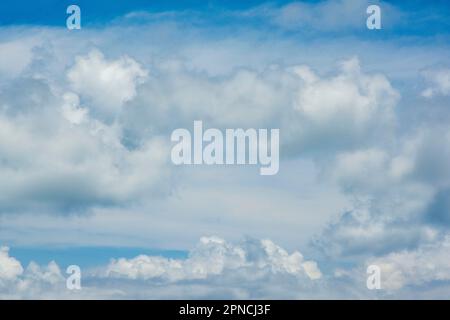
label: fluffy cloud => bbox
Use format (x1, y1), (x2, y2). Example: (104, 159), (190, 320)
(105, 236), (321, 282)
(0, 1), (449, 299)
(0, 247), (23, 281)
(0, 247), (66, 299)
(0, 118), (169, 212)
(3, 43), (400, 214)
(367, 235), (450, 290)
(0, 237), (324, 299)
(4, 233), (450, 299)
(286, 58), (399, 153)
(314, 125), (450, 259)
(122, 56), (399, 157)
(0, 76), (170, 212)
(332, 126), (450, 206)
(61, 92), (88, 125)
(313, 208), (438, 259)
(67, 50), (148, 121)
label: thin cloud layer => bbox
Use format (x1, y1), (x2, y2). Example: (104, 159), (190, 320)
(422, 68), (450, 98)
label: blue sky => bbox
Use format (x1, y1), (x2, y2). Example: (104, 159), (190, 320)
(8, 246), (187, 269)
(0, 0), (274, 25)
(0, 0), (450, 299)
(0, 0), (448, 36)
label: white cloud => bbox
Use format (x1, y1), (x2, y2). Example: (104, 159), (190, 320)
(0, 5), (449, 299)
(67, 49), (148, 121)
(287, 57), (399, 152)
(0, 236), (324, 299)
(294, 59), (396, 126)
(367, 235), (450, 290)
(314, 125), (450, 259)
(0, 80), (171, 212)
(2, 234), (450, 299)
(329, 126), (450, 201)
(122, 56), (399, 157)
(105, 236), (321, 282)
(61, 92), (88, 125)
(0, 247), (23, 281)
(0, 39), (35, 77)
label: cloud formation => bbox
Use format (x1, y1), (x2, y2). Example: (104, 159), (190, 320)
(367, 235), (450, 290)
(105, 236), (321, 282)
(68, 50), (148, 121)
(0, 247), (23, 281)
(0, 237), (324, 299)
(0, 0), (450, 299)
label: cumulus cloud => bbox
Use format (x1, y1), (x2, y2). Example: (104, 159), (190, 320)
(0, 247), (23, 281)
(0, 2), (449, 299)
(5, 46), (401, 214)
(313, 125), (450, 260)
(67, 50), (148, 121)
(367, 235), (450, 290)
(0, 117), (169, 212)
(121, 56), (399, 158)
(0, 237), (324, 299)
(286, 58), (399, 153)
(105, 236), (321, 282)
(61, 92), (88, 125)
(0, 70), (170, 213)
(333, 126), (450, 205)
(4, 234), (450, 299)
(0, 247), (67, 299)
(313, 208), (438, 259)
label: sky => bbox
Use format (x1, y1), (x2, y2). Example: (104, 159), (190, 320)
(0, 0), (450, 299)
